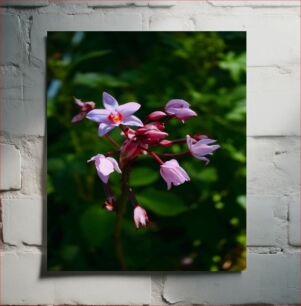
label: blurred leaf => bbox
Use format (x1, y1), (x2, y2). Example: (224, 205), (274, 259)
(130, 167), (159, 187)
(220, 52), (246, 82)
(60, 245), (79, 261)
(80, 206), (115, 247)
(67, 50), (111, 78)
(183, 163), (218, 183)
(237, 195), (246, 209)
(137, 188), (188, 216)
(74, 72), (128, 88)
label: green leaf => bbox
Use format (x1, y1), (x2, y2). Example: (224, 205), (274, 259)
(183, 164), (218, 183)
(130, 167), (159, 187)
(73, 72), (128, 88)
(136, 188), (188, 216)
(80, 206), (115, 247)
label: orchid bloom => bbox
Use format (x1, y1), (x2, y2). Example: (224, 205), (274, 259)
(134, 205), (149, 228)
(165, 99), (197, 121)
(186, 135), (220, 165)
(72, 91), (220, 230)
(160, 159), (190, 190)
(72, 97), (95, 123)
(87, 154), (121, 183)
(86, 92), (143, 136)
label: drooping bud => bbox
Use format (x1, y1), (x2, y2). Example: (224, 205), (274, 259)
(159, 139), (173, 147)
(147, 111), (167, 121)
(133, 205), (149, 228)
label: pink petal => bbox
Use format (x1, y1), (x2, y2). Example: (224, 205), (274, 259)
(96, 157), (114, 176)
(121, 115), (143, 127)
(117, 102), (141, 118)
(87, 154), (99, 163)
(73, 97), (84, 107)
(197, 138), (217, 145)
(86, 109), (110, 123)
(97, 171), (109, 183)
(174, 108), (197, 120)
(161, 159), (180, 169)
(193, 144), (220, 156)
(98, 123), (116, 136)
(160, 168), (172, 190)
(176, 165), (190, 181)
(71, 112), (86, 123)
(166, 99), (190, 110)
(186, 135), (193, 150)
(103, 92), (119, 110)
(106, 157), (122, 173)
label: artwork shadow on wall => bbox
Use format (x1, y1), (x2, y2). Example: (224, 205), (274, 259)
(47, 31), (246, 272)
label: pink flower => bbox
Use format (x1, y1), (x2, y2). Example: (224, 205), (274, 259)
(186, 135), (220, 165)
(165, 99), (197, 120)
(86, 92), (143, 136)
(71, 97), (95, 123)
(160, 159), (190, 190)
(87, 154), (121, 183)
(134, 205), (149, 228)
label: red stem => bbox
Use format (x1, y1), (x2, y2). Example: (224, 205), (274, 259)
(148, 151), (164, 165)
(105, 150), (120, 157)
(105, 134), (120, 148)
(156, 151), (190, 158)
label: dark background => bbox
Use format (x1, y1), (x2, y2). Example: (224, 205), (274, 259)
(47, 32), (246, 271)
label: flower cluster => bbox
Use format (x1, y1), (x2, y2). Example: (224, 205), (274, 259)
(72, 92), (220, 228)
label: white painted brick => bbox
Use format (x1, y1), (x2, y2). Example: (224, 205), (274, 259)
(163, 253), (300, 304)
(289, 193), (300, 246)
(248, 66), (300, 136)
(149, 15), (194, 31)
(2, 251), (151, 304)
(86, 0), (174, 7)
(87, 0), (136, 7)
(247, 195), (274, 246)
(1, 65), (22, 102)
(248, 137), (299, 196)
(0, 0), (49, 6)
(207, 0), (300, 7)
(2, 13), (24, 65)
(2, 65), (46, 136)
(2, 198), (43, 246)
(20, 137), (45, 196)
(247, 13), (299, 67)
(148, 1), (175, 7)
(31, 13), (142, 64)
(194, 10), (300, 67)
(103, 12), (142, 30)
(0, 143), (21, 191)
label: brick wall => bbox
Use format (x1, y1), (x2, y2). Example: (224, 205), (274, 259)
(0, 0), (300, 304)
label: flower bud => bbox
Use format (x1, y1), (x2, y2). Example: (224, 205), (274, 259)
(134, 205), (149, 228)
(147, 111), (167, 121)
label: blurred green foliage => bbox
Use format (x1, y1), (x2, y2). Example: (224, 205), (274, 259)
(47, 32), (246, 271)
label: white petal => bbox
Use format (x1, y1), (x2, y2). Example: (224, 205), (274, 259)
(121, 115), (143, 127)
(98, 123), (116, 136)
(103, 92), (119, 110)
(117, 102), (141, 117)
(107, 157), (122, 173)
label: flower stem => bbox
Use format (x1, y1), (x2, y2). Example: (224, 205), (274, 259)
(114, 163), (131, 270)
(105, 149), (120, 157)
(156, 151), (190, 158)
(105, 134), (120, 148)
(148, 151), (164, 165)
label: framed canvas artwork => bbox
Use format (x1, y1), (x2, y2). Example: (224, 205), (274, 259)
(47, 32), (246, 271)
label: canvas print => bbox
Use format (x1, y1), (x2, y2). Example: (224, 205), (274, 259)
(47, 32), (246, 271)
